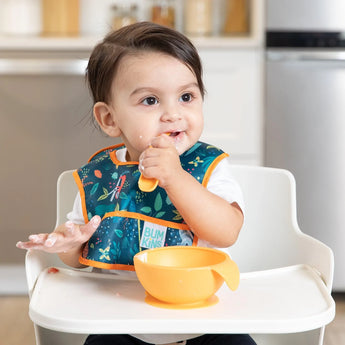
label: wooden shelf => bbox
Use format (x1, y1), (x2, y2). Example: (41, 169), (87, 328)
(0, 34), (262, 52)
(0, 0), (264, 52)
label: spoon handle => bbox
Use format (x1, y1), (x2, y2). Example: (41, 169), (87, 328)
(138, 133), (171, 192)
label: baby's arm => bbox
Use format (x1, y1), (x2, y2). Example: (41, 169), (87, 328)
(165, 173), (243, 247)
(16, 216), (101, 268)
(139, 136), (243, 248)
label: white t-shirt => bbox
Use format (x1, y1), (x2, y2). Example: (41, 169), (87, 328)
(67, 147), (244, 345)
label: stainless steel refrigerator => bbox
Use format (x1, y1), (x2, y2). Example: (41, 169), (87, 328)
(265, 0), (345, 290)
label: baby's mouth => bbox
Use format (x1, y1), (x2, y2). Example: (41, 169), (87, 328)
(163, 131), (184, 145)
(168, 131), (180, 137)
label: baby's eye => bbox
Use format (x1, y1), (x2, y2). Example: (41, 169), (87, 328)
(179, 93), (193, 103)
(142, 97), (158, 106)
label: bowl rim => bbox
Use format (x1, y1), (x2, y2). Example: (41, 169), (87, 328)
(133, 246), (228, 270)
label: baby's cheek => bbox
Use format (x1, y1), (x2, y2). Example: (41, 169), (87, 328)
(136, 134), (151, 148)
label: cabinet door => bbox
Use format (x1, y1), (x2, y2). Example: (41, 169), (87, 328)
(199, 49), (263, 165)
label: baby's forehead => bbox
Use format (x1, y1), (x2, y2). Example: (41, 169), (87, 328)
(111, 53), (199, 96)
(120, 50), (178, 64)
(115, 51), (189, 77)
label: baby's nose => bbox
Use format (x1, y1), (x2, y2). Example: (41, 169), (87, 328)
(161, 110), (182, 122)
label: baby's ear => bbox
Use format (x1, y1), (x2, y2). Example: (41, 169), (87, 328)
(93, 102), (121, 137)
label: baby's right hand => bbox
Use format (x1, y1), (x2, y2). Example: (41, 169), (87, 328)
(16, 216), (101, 254)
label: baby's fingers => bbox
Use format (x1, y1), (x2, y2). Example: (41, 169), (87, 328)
(79, 216), (101, 239)
(150, 133), (174, 148)
(16, 233), (49, 250)
(16, 216), (101, 252)
(28, 233), (48, 244)
(45, 233), (58, 247)
(43, 216), (101, 249)
(59, 216), (101, 243)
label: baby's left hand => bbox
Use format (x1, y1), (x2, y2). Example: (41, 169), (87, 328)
(139, 134), (183, 189)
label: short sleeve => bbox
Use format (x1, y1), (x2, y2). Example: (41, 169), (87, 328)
(198, 157), (245, 249)
(206, 157), (245, 213)
(66, 192), (85, 225)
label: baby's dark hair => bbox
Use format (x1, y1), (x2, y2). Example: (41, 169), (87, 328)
(86, 21), (205, 104)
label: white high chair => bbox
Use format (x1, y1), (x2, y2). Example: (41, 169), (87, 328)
(25, 166), (335, 345)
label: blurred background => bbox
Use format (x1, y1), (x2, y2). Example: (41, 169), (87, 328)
(0, 0), (263, 293)
(0, 0), (344, 298)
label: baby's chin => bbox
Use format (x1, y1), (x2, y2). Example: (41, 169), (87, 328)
(176, 142), (196, 156)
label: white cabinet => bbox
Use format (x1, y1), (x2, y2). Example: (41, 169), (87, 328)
(199, 48), (263, 165)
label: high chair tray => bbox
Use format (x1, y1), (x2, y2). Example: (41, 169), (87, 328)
(29, 264), (335, 334)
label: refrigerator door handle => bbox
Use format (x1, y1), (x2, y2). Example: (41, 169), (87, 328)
(299, 54), (345, 62)
(0, 58), (88, 75)
(267, 51), (345, 62)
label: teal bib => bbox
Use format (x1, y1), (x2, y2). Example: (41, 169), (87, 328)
(74, 141), (228, 270)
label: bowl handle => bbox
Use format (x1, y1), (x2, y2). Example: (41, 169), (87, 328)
(211, 257), (240, 291)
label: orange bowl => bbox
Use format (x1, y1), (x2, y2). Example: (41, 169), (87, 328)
(134, 246), (239, 306)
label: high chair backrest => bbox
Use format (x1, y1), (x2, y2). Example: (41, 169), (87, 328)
(26, 170), (78, 296)
(229, 165), (333, 291)
(230, 165), (299, 270)
(56, 169), (79, 228)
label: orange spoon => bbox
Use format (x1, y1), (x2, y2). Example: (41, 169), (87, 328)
(138, 174), (159, 192)
(138, 133), (171, 192)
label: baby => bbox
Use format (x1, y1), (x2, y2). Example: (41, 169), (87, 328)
(17, 22), (256, 345)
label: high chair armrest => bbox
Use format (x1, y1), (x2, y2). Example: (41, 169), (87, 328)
(26, 250), (91, 298)
(295, 231), (334, 292)
(25, 250), (60, 297)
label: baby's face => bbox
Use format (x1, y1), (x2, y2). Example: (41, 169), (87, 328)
(108, 52), (204, 161)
